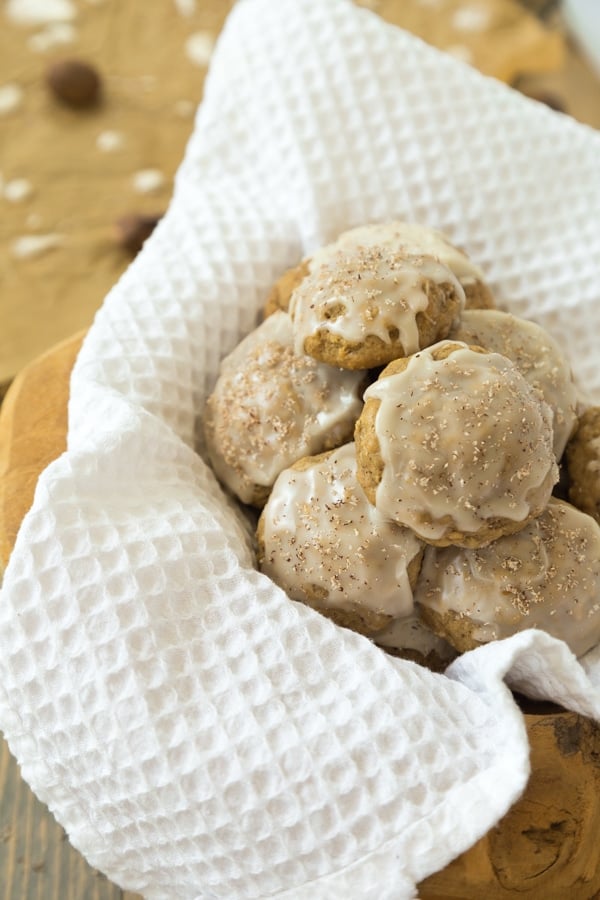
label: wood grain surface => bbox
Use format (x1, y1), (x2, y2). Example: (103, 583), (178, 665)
(0, 332), (83, 572)
(420, 702), (600, 898)
(0, 743), (140, 900)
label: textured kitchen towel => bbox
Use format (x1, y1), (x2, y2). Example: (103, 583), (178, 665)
(1, 1), (600, 898)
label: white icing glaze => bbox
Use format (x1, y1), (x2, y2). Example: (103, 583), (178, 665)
(0, 83), (23, 116)
(292, 243), (464, 358)
(204, 312), (366, 504)
(132, 169), (166, 194)
(416, 499), (600, 658)
(5, 0), (76, 25)
(365, 342), (557, 541)
(11, 233), (63, 259)
(372, 610), (456, 662)
(309, 221), (486, 288)
(185, 31), (215, 67)
(450, 309), (578, 459)
(261, 443), (423, 618)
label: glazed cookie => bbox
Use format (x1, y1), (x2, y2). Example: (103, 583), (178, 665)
(204, 312), (366, 507)
(309, 222), (495, 311)
(257, 443), (424, 636)
(566, 406), (600, 524)
(354, 340), (558, 547)
(290, 238), (465, 370)
(416, 499), (600, 658)
(264, 221), (493, 321)
(450, 309), (577, 458)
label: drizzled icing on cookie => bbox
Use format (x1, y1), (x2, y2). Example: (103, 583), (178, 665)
(204, 312), (365, 504)
(416, 499), (600, 657)
(260, 442), (423, 618)
(450, 309), (578, 459)
(310, 220), (486, 288)
(291, 243), (464, 358)
(365, 342), (557, 541)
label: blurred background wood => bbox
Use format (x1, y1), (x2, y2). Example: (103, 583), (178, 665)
(2, 0), (598, 399)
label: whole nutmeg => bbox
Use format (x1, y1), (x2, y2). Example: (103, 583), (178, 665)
(46, 59), (102, 109)
(115, 213), (163, 256)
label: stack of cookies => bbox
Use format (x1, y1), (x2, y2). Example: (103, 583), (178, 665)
(204, 222), (600, 668)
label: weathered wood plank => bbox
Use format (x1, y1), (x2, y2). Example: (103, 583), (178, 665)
(0, 738), (141, 900)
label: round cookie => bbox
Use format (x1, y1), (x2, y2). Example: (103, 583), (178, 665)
(257, 442), (424, 636)
(354, 340), (558, 547)
(416, 498), (600, 658)
(264, 221), (494, 322)
(204, 312), (366, 507)
(449, 309), (577, 459)
(290, 234), (465, 370)
(309, 222), (495, 311)
(566, 406), (600, 525)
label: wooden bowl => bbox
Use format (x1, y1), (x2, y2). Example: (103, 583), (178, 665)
(1, 334), (600, 898)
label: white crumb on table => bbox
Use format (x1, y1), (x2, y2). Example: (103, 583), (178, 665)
(5, 0), (76, 25)
(96, 130), (125, 152)
(28, 22), (76, 52)
(3, 179), (33, 203)
(132, 169), (166, 194)
(174, 99), (195, 118)
(11, 233), (63, 259)
(0, 84), (23, 116)
(173, 0), (196, 16)
(185, 31), (215, 67)
(452, 5), (493, 32)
